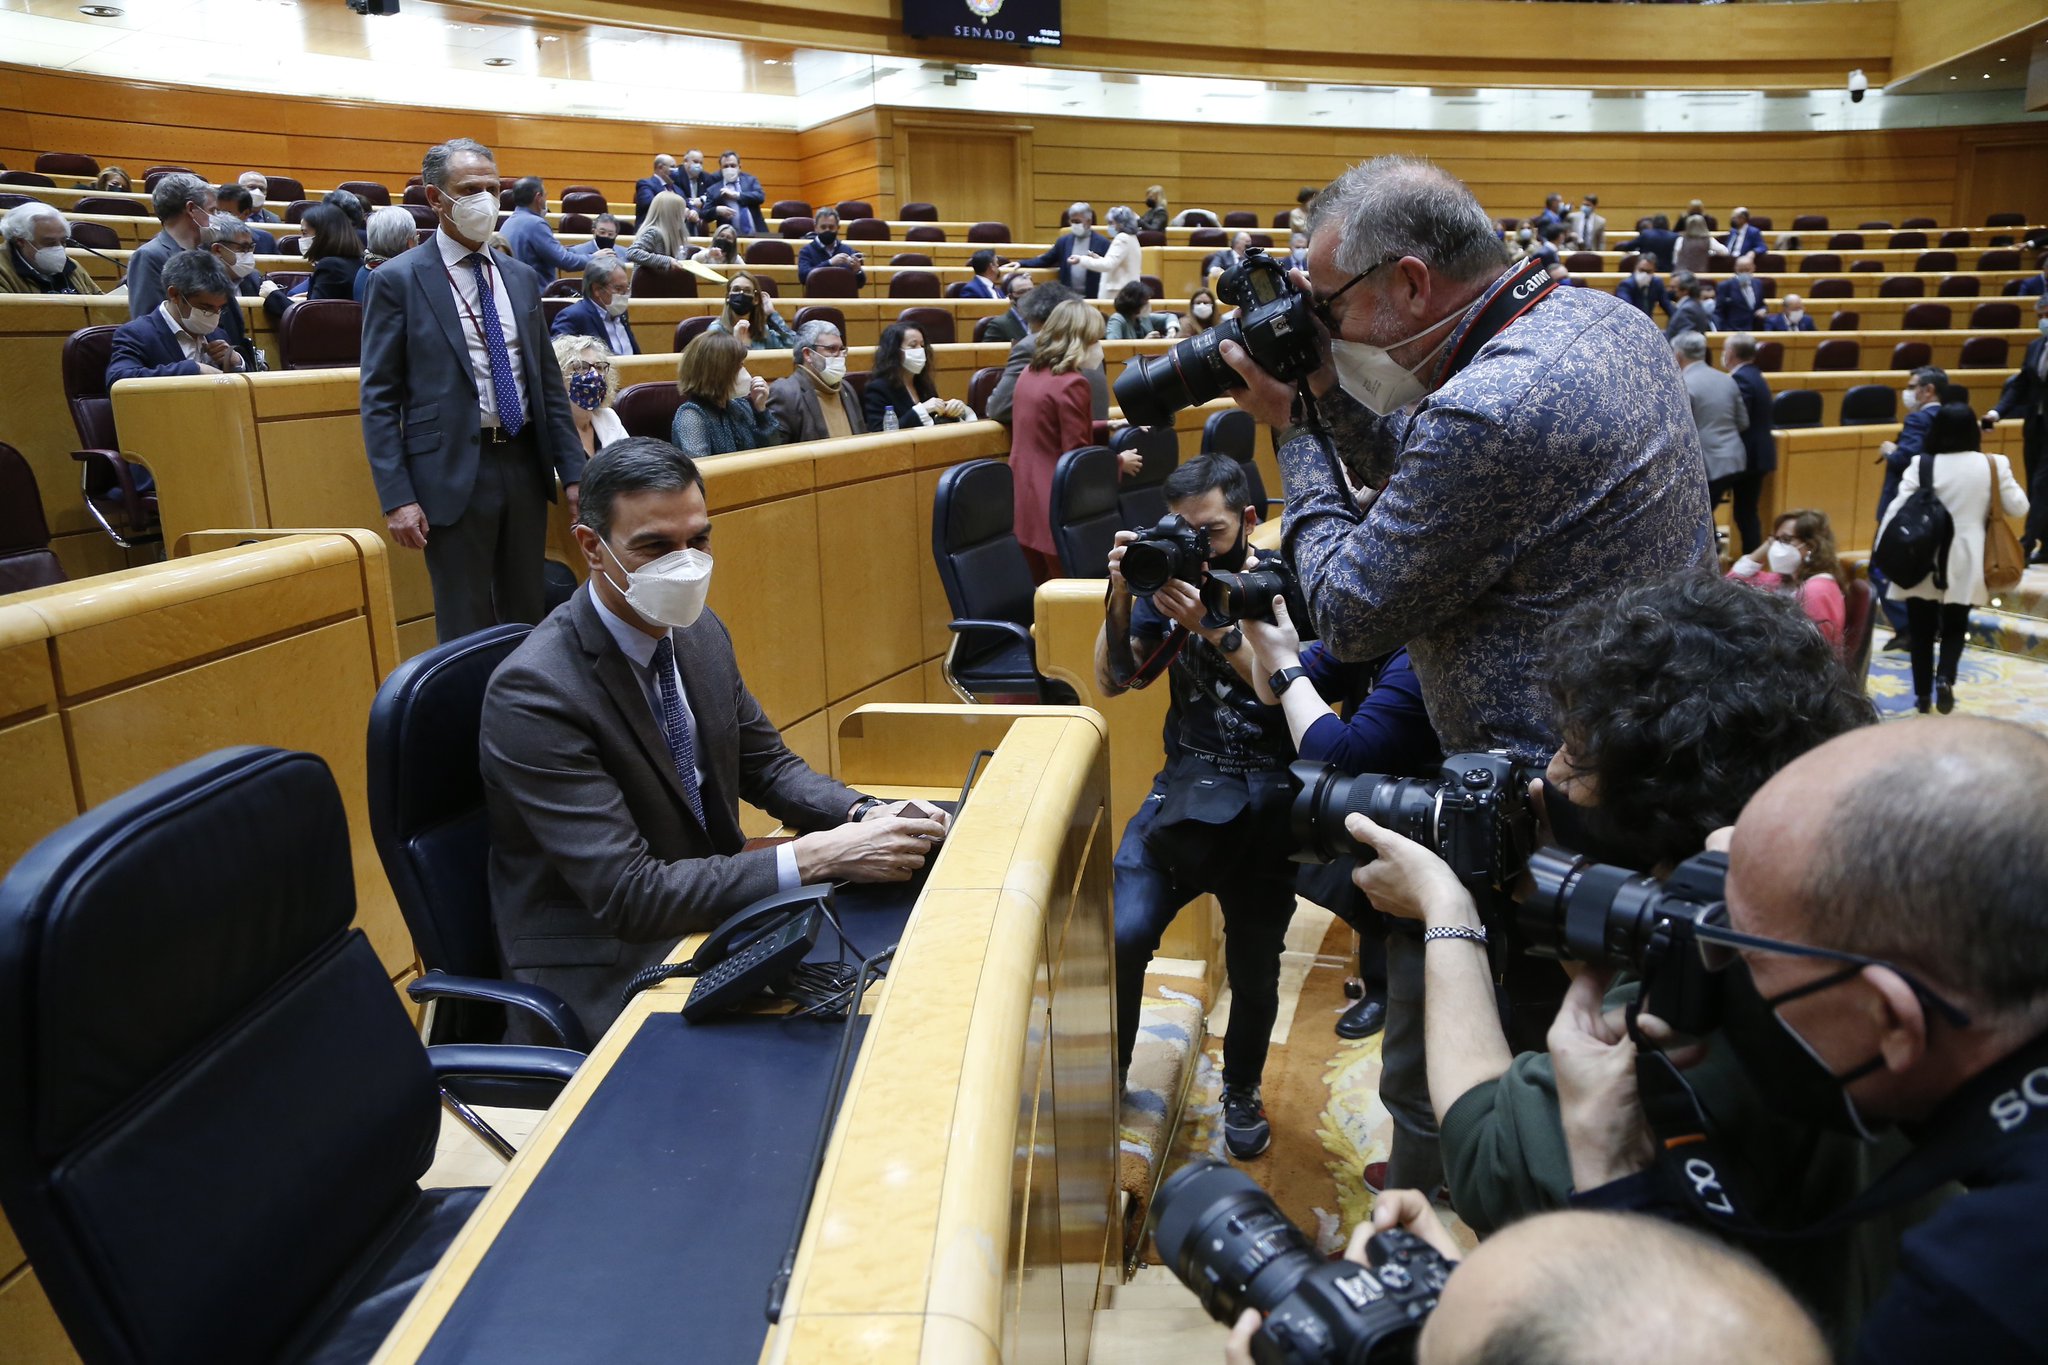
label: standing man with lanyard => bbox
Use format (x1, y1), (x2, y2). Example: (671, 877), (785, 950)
(361, 136), (584, 642)
(1219, 156), (1710, 1196)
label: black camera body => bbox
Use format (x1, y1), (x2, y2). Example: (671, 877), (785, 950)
(1121, 513), (1211, 595)
(1518, 848), (1729, 1035)
(1153, 1160), (1451, 1365)
(1114, 248), (1323, 426)
(1292, 752), (1536, 899)
(1201, 556), (1315, 634)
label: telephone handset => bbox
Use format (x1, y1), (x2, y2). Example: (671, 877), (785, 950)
(678, 884), (830, 1022)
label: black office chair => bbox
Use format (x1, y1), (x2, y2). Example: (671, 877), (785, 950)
(1772, 389), (1823, 429)
(0, 746), (579, 1365)
(1050, 444), (1123, 578)
(1840, 384), (1897, 426)
(367, 626), (589, 1154)
(929, 459), (1065, 702)
(1111, 425), (1179, 531)
(1201, 408), (1280, 510)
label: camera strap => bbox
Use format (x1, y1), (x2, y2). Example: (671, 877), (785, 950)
(1626, 1023), (2048, 1243)
(1103, 580), (1187, 691)
(1428, 259), (1558, 390)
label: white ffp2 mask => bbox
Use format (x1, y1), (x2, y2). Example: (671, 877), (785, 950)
(440, 190), (498, 242)
(1766, 541), (1803, 576)
(600, 540), (713, 630)
(1329, 306), (1464, 416)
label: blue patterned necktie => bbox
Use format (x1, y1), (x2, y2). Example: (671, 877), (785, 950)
(464, 253), (525, 436)
(650, 636), (707, 828)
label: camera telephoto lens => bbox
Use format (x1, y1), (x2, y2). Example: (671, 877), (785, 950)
(1200, 565), (1290, 623)
(1115, 322), (1244, 428)
(1291, 760), (1441, 866)
(1152, 1160), (1329, 1329)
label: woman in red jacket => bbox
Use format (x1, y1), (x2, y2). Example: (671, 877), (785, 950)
(1009, 299), (1122, 581)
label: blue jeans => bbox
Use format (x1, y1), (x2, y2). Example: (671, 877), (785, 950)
(1113, 775), (1298, 1092)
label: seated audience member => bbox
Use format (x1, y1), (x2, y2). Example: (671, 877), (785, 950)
(1288, 186), (1318, 234)
(1171, 207), (1222, 229)
(670, 331), (784, 459)
(590, 213), (621, 253)
(1006, 299), (1112, 581)
(355, 204), (419, 303)
(96, 165), (133, 194)
(480, 436), (948, 1041)
(236, 170), (279, 223)
(1724, 204), (1765, 259)
(2018, 252), (2047, 297)
(1553, 716), (2048, 1362)
(1672, 331), (1749, 508)
(503, 176), (596, 281)
(321, 188), (367, 239)
(623, 191), (694, 275)
(1716, 256), (1769, 331)
(108, 248), (246, 383)
(553, 335), (625, 459)
(1204, 230), (1253, 282)
(633, 153), (682, 230)
(214, 184), (278, 254)
(0, 201), (102, 295)
(981, 269), (1036, 342)
(1183, 286), (1220, 335)
(1728, 508), (1848, 654)
(1545, 259), (1580, 288)
(1673, 213), (1728, 274)
(1349, 571), (1886, 1348)
(1615, 257), (1668, 319)
(708, 269), (796, 350)
(1766, 292), (1815, 331)
(988, 282), (1110, 425)
(767, 320), (861, 444)
(695, 225), (743, 267)
(199, 211), (278, 367)
(1076, 205), (1143, 298)
(280, 203), (363, 308)
(552, 253), (640, 356)
(865, 323), (971, 431)
(795, 206), (864, 286)
(1663, 273), (1714, 338)
(958, 248), (1005, 300)
(1227, 1202), (1826, 1365)
(1286, 230), (1311, 273)
(128, 172), (218, 316)
(1105, 278), (1169, 340)
(708, 150), (767, 235)
(1020, 202), (1110, 298)
(1138, 186), (1169, 234)
(1878, 402), (2029, 714)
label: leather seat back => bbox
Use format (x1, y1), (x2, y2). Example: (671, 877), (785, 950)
(1051, 445), (1122, 577)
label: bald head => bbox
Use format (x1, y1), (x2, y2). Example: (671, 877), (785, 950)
(1733, 718), (2048, 1013)
(1419, 1211), (1825, 1365)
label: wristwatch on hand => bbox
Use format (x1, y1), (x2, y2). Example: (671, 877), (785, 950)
(1269, 665), (1308, 697)
(848, 796), (885, 822)
(1217, 626), (1244, 655)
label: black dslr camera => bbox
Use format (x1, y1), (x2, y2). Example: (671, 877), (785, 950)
(1517, 849), (1730, 1035)
(1292, 752), (1536, 898)
(1120, 513), (1210, 595)
(1114, 249), (1323, 426)
(1202, 556), (1314, 631)
(1154, 1160), (1451, 1365)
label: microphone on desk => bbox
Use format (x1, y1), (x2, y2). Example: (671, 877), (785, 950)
(66, 237), (127, 284)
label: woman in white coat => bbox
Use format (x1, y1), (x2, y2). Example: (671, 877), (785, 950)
(1076, 205), (1143, 299)
(1877, 401), (2030, 713)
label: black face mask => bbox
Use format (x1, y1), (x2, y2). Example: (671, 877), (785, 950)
(1208, 518), (1251, 573)
(817, 231), (836, 244)
(727, 293), (753, 313)
(1541, 779), (1652, 871)
(1716, 960), (1884, 1140)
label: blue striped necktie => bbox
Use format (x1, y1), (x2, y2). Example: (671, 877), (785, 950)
(464, 253), (525, 435)
(650, 636), (707, 828)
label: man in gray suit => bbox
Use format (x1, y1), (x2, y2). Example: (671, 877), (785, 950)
(480, 438), (948, 1040)
(361, 137), (585, 641)
(1672, 330), (1750, 506)
(126, 173), (216, 317)
(986, 282), (1110, 425)
(766, 320), (863, 443)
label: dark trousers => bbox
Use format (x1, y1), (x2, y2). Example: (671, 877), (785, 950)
(423, 433), (550, 642)
(1870, 563), (1911, 638)
(1905, 599), (1971, 702)
(1381, 930), (1441, 1190)
(1708, 470), (1765, 555)
(1113, 777), (1297, 1091)
(2026, 416), (2048, 546)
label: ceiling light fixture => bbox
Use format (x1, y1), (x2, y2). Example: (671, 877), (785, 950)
(484, 57), (514, 66)
(78, 4), (123, 14)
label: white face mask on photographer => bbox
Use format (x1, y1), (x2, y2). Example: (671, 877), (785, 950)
(1329, 305), (1467, 416)
(598, 539), (714, 630)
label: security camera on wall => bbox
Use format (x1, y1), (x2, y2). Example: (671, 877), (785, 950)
(1848, 69), (1868, 103)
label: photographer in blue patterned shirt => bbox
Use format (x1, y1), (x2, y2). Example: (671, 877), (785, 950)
(1221, 155), (1713, 1197)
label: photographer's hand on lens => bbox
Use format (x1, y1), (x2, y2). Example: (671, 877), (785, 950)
(1242, 595), (1303, 701)
(1365, 1189), (1464, 1264)
(1549, 966), (1661, 1192)
(1345, 813), (1481, 927)
(792, 815), (946, 884)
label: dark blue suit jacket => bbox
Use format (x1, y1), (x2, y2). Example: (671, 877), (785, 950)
(956, 276), (1003, 300)
(633, 173), (679, 228)
(549, 296), (642, 355)
(707, 172), (767, 235)
(1723, 224), (1765, 258)
(1730, 363), (1777, 477)
(2018, 275), (2046, 297)
(1764, 312), (1816, 332)
(1616, 276), (1670, 318)
(673, 168), (719, 219)
(796, 234), (865, 285)
(1715, 275), (1770, 329)
(1020, 231), (1111, 297)
(1620, 229), (1678, 273)
(1878, 406), (1937, 525)
(107, 308), (235, 385)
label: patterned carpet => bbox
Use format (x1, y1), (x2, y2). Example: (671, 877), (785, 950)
(1867, 563), (2048, 729)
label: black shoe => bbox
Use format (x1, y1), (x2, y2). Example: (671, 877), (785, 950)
(1335, 995), (1387, 1040)
(1916, 697), (1932, 714)
(1221, 1085), (1272, 1159)
(1936, 680), (1955, 714)
(1884, 634), (1914, 652)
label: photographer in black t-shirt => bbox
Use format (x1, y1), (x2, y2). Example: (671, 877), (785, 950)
(1097, 455), (1297, 1160)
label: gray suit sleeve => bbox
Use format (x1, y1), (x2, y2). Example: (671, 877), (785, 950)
(481, 662), (785, 942)
(357, 260), (416, 513)
(126, 242), (165, 319)
(765, 377), (806, 442)
(988, 338), (1031, 424)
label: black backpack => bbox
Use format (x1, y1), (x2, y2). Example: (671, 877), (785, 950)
(1873, 450), (1953, 592)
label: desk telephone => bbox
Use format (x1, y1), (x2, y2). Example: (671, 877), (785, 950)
(677, 885), (831, 1021)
